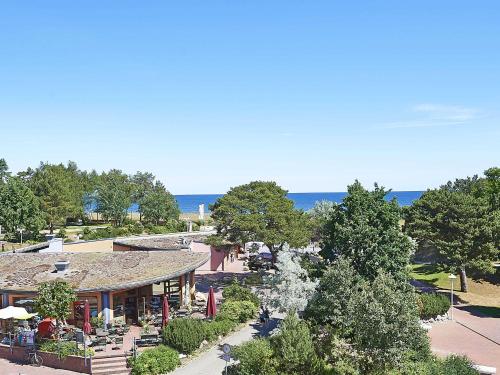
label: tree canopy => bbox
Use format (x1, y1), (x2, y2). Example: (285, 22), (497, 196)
(26, 162), (89, 232)
(405, 188), (498, 292)
(210, 181), (311, 257)
(96, 169), (133, 226)
(34, 281), (77, 328)
(320, 181), (414, 281)
(138, 181), (179, 224)
(0, 176), (44, 238)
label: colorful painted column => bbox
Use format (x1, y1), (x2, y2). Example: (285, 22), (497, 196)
(101, 292), (110, 327)
(1, 293), (9, 307)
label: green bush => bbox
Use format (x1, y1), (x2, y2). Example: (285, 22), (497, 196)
(222, 282), (260, 308)
(398, 355), (479, 375)
(231, 338), (277, 375)
(128, 345), (180, 375)
(39, 340), (94, 358)
(217, 301), (257, 323)
(417, 293), (451, 320)
(162, 318), (206, 354)
(204, 319), (237, 341)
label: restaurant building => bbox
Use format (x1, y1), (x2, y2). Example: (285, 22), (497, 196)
(0, 249), (209, 328)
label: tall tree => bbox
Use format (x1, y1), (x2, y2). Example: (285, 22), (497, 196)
(265, 245), (318, 313)
(0, 176), (44, 238)
(210, 181), (311, 260)
(0, 158), (10, 184)
(138, 181), (179, 224)
(405, 189), (498, 292)
(483, 167), (500, 210)
(96, 169), (133, 226)
(27, 162), (86, 233)
(320, 181), (414, 281)
(131, 171), (155, 221)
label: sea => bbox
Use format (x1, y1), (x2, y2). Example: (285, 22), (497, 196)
(126, 191), (424, 213)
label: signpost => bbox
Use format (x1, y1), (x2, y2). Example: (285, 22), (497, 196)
(222, 343), (231, 375)
(448, 274), (457, 320)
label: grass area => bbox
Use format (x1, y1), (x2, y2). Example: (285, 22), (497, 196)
(410, 263), (500, 313)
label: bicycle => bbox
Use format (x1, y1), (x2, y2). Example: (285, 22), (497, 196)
(25, 347), (43, 366)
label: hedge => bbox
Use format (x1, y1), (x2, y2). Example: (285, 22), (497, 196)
(217, 301), (258, 323)
(162, 318), (206, 354)
(222, 282), (260, 308)
(128, 345), (180, 375)
(204, 319), (238, 341)
(417, 293), (451, 320)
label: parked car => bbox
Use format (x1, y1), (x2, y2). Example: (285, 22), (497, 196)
(248, 253), (274, 270)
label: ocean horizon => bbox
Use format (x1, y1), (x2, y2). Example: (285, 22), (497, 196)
(134, 191), (424, 213)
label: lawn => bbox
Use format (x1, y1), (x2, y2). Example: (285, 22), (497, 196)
(410, 263), (500, 316)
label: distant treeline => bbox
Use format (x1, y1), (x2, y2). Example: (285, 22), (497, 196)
(0, 159), (179, 240)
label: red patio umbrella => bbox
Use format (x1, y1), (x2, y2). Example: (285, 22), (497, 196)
(162, 294), (169, 327)
(206, 286), (217, 318)
(83, 300), (92, 334)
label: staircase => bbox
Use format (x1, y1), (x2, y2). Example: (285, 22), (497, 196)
(92, 354), (130, 375)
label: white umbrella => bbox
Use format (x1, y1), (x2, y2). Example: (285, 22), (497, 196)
(0, 306), (36, 320)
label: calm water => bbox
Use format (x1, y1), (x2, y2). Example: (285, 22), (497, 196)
(171, 191), (424, 213)
(95, 191), (423, 214)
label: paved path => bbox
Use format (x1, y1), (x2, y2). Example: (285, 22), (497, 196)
(428, 305), (500, 370)
(172, 318), (279, 375)
(0, 358), (80, 375)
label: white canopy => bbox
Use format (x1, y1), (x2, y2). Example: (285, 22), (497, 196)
(0, 306), (36, 320)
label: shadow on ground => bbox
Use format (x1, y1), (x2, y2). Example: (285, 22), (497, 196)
(457, 305), (500, 318)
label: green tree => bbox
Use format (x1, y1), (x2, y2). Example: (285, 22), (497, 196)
(138, 181), (179, 224)
(27, 162), (87, 233)
(320, 181), (414, 281)
(0, 158), (10, 184)
(34, 281), (77, 330)
(0, 176), (44, 238)
(405, 189), (498, 292)
(131, 171), (155, 221)
(483, 167), (500, 210)
(270, 313), (321, 375)
(351, 272), (429, 373)
(309, 200), (337, 242)
(96, 169), (133, 226)
(304, 257), (362, 331)
(232, 339), (277, 375)
(210, 181), (311, 261)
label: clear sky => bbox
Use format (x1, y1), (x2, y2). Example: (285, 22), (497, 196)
(0, 1), (499, 194)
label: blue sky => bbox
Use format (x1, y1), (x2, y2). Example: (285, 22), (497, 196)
(0, 1), (499, 194)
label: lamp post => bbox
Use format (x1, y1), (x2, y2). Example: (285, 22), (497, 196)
(448, 274), (457, 320)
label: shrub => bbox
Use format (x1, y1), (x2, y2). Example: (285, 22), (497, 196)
(204, 319), (237, 341)
(39, 340), (94, 358)
(398, 355), (479, 375)
(222, 282), (260, 308)
(128, 345), (180, 375)
(270, 313), (321, 375)
(441, 355), (479, 375)
(231, 338), (277, 375)
(58, 228), (66, 238)
(418, 293), (451, 320)
(217, 301), (257, 323)
(162, 318), (206, 354)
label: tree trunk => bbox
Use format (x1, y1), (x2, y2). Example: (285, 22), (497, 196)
(459, 267), (468, 293)
(49, 222), (54, 234)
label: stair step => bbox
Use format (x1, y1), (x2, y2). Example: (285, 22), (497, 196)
(93, 362), (128, 370)
(92, 370), (130, 375)
(93, 357), (127, 365)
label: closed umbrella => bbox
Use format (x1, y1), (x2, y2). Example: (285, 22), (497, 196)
(162, 294), (169, 327)
(83, 300), (92, 334)
(206, 286), (217, 318)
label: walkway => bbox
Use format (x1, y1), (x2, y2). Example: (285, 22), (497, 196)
(172, 317), (279, 375)
(0, 358), (80, 375)
(429, 306), (500, 370)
